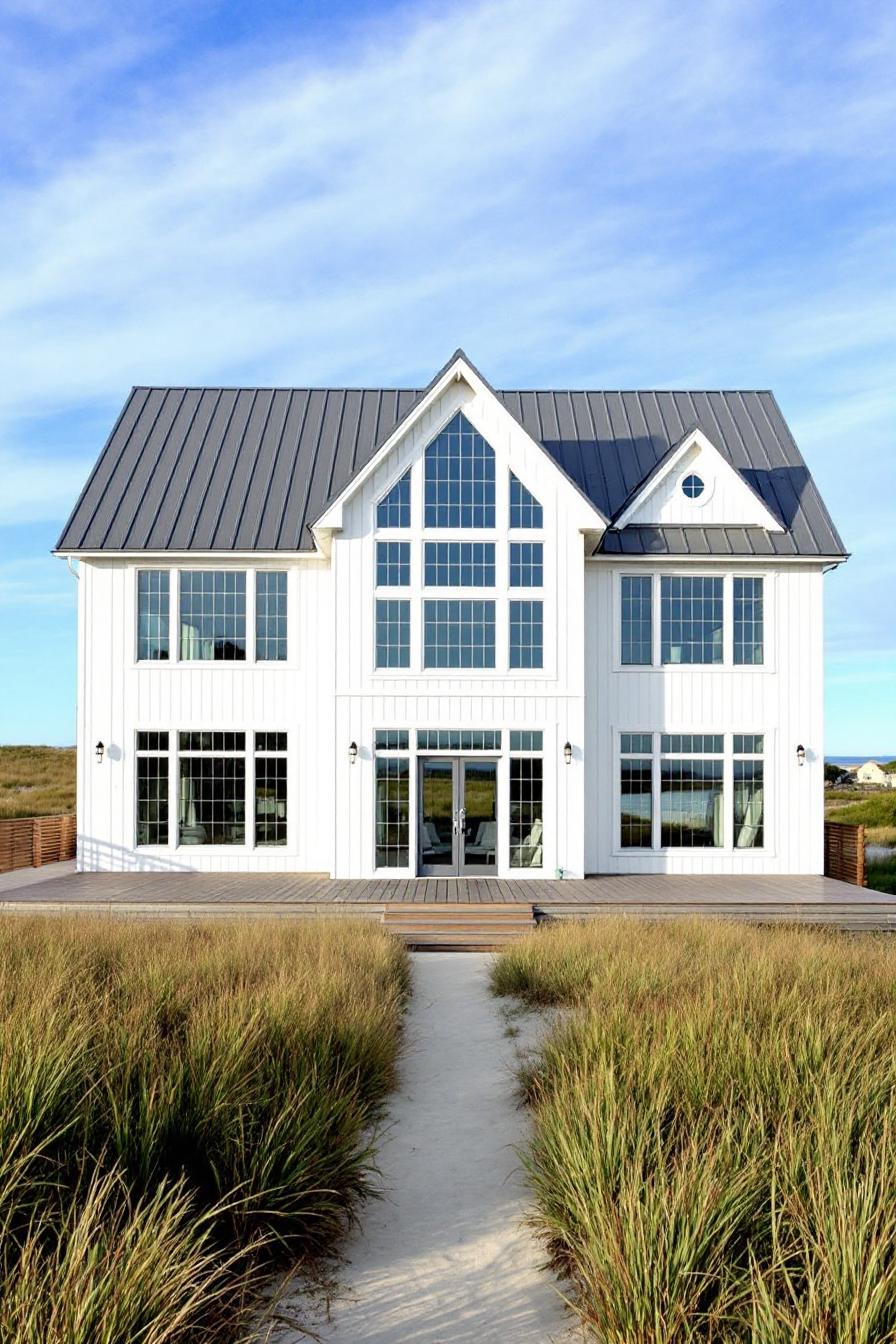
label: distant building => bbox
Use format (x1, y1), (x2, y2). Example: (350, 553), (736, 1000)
(855, 761), (896, 788)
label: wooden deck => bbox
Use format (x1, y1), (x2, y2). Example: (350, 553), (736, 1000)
(0, 866), (892, 932)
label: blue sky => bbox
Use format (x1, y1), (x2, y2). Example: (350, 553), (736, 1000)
(1, 0), (894, 753)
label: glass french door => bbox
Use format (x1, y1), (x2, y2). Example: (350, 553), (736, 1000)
(418, 758), (498, 875)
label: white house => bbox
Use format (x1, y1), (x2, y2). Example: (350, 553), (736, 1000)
(854, 761), (896, 788)
(56, 350), (847, 879)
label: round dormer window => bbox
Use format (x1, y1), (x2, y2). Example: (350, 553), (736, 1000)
(682, 473), (705, 499)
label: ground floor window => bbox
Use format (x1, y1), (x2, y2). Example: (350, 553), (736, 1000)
(509, 755), (543, 868)
(136, 732), (169, 845)
(620, 733), (652, 848)
(255, 732), (288, 846)
(375, 756), (410, 867)
(734, 735), (764, 848)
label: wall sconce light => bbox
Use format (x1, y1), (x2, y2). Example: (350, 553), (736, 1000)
(95, 741), (105, 765)
(796, 744), (806, 767)
(349, 741), (358, 766)
(563, 741), (573, 765)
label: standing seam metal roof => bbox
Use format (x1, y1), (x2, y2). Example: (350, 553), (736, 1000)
(56, 385), (847, 558)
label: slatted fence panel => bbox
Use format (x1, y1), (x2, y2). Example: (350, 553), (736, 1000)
(824, 821), (866, 887)
(0, 815), (76, 873)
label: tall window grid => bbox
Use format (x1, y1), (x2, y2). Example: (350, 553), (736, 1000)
(255, 571), (287, 661)
(424, 413), (496, 528)
(136, 731), (169, 846)
(620, 575), (652, 664)
(423, 600), (495, 668)
(509, 472), (543, 528)
(620, 733), (653, 847)
(660, 738), (724, 847)
(423, 541), (495, 587)
(734, 736), (764, 848)
(375, 757), (410, 867)
(509, 542), (543, 588)
(375, 599), (410, 668)
(509, 756), (543, 868)
(180, 571), (246, 661)
(376, 469), (411, 528)
(255, 731), (287, 846)
(661, 576), (723, 664)
(509, 600), (543, 669)
(734, 577), (764, 665)
(178, 739), (246, 846)
(137, 571), (170, 661)
(376, 541), (411, 587)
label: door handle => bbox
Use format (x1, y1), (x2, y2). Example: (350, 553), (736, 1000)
(459, 807), (466, 836)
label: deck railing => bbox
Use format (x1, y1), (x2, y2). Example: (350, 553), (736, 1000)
(824, 821), (866, 887)
(0, 815), (77, 874)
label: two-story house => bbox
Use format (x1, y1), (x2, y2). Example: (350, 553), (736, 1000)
(56, 350), (847, 878)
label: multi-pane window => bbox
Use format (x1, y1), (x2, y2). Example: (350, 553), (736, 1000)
(734, 577), (764, 665)
(376, 469), (411, 528)
(178, 734), (246, 845)
(509, 542), (543, 588)
(660, 738), (724, 847)
(375, 599), (410, 669)
(256, 571), (287, 661)
(620, 734), (652, 848)
(423, 600), (495, 669)
(376, 541), (411, 587)
(661, 576), (723, 665)
(509, 600), (543, 669)
(375, 757), (410, 868)
(255, 731), (287, 846)
(375, 729), (410, 750)
(510, 758), (543, 868)
(423, 542), (495, 587)
(734, 736), (764, 848)
(417, 729), (501, 750)
(509, 731), (543, 752)
(180, 571), (246, 661)
(136, 732), (169, 846)
(424, 413), (496, 528)
(509, 472), (543, 528)
(621, 575), (652, 665)
(137, 571), (169, 661)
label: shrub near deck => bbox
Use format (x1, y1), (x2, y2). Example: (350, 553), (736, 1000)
(0, 916), (409, 1344)
(493, 919), (896, 1343)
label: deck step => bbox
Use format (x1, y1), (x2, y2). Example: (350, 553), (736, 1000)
(382, 902), (537, 949)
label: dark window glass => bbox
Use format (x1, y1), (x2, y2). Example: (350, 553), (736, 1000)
(661, 576), (723, 664)
(509, 599), (543, 670)
(733, 734), (764, 755)
(509, 730), (543, 752)
(255, 731), (287, 752)
(734, 577), (764, 665)
(180, 571), (246, 661)
(620, 733), (652, 754)
(375, 599), (410, 669)
(178, 755), (245, 845)
(660, 758), (723, 847)
(136, 731), (169, 752)
(256, 572), (287, 661)
(620, 757), (652, 848)
(509, 542), (543, 588)
(510, 758), (543, 868)
(423, 541), (495, 587)
(660, 734), (723, 754)
(682, 473), (705, 499)
(417, 730), (501, 751)
(423, 600), (495, 668)
(424, 413), (496, 528)
(136, 755), (168, 846)
(375, 758), (409, 867)
(178, 732), (245, 752)
(137, 571), (169, 661)
(255, 756), (287, 846)
(509, 473), (543, 528)
(734, 760), (764, 849)
(376, 541), (411, 587)
(621, 575), (652, 665)
(376, 469), (411, 528)
(374, 729), (410, 750)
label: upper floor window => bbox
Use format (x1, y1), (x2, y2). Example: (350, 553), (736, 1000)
(424, 413), (495, 528)
(377, 541), (411, 587)
(509, 472), (543, 528)
(137, 571), (169, 661)
(256, 571), (287, 661)
(424, 541), (495, 587)
(734, 577), (764, 665)
(376, 469), (411, 528)
(180, 571), (246, 661)
(621, 575), (652, 665)
(509, 600), (543, 669)
(375, 599), (410, 669)
(682, 473), (705, 499)
(423, 600), (495, 668)
(509, 542), (543, 588)
(661, 576), (722, 665)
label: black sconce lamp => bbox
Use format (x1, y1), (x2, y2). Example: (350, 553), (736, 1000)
(563, 741), (573, 765)
(349, 741), (358, 766)
(95, 741), (105, 764)
(796, 744), (806, 767)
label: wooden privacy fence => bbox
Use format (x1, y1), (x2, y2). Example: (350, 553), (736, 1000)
(824, 821), (866, 887)
(0, 815), (76, 874)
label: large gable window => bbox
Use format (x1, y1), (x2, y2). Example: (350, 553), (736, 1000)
(180, 572), (246, 661)
(376, 469), (411, 528)
(509, 472), (543, 528)
(424, 413), (495, 528)
(423, 600), (495, 668)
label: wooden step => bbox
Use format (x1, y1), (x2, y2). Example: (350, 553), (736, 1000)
(382, 902), (536, 949)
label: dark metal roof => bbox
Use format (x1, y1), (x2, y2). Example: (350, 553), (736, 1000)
(56, 382), (846, 558)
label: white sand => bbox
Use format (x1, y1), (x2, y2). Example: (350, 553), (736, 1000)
(279, 952), (580, 1344)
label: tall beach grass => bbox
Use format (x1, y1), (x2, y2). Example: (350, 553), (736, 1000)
(493, 918), (896, 1342)
(0, 915), (409, 1342)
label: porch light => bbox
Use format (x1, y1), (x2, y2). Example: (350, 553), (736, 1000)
(95, 740), (105, 765)
(796, 744), (806, 767)
(349, 741), (358, 766)
(563, 741), (573, 765)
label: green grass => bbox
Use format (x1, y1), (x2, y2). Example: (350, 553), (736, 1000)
(826, 792), (896, 829)
(0, 915), (409, 1342)
(0, 746), (76, 819)
(867, 855), (896, 895)
(493, 918), (896, 1342)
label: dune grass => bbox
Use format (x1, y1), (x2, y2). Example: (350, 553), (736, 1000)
(493, 918), (896, 1342)
(0, 915), (409, 1343)
(0, 746), (76, 819)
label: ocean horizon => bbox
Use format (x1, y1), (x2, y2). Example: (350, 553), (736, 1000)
(827, 755), (896, 766)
